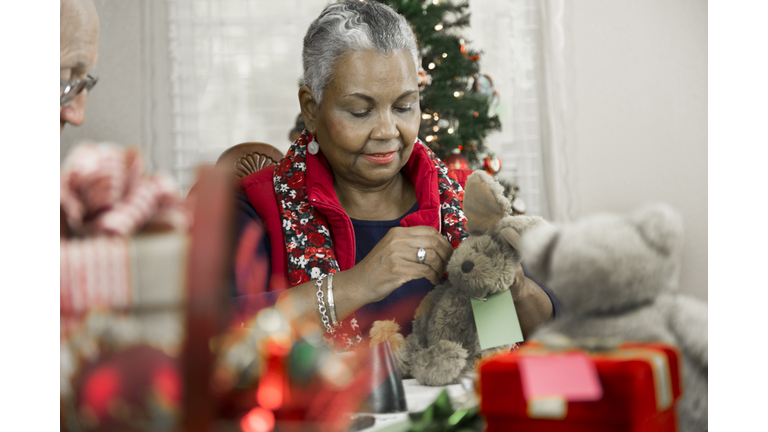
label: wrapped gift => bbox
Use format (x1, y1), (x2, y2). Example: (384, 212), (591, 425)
(60, 232), (188, 341)
(478, 342), (683, 432)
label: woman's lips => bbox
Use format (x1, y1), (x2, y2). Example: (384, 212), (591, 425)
(362, 151), (396, 164)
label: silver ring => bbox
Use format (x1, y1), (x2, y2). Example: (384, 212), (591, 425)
(417, 247), (426, 264)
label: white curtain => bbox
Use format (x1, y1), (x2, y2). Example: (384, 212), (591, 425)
(166, 0), (329, 189)
(537, 0), (573, 223)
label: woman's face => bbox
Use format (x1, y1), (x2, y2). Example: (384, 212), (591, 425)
(313, 49), (421, 189)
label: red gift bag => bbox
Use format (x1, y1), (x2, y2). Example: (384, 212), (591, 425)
(478, 342), (683, 432)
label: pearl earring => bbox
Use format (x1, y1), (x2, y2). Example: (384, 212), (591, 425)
(308, 131), (319, 155)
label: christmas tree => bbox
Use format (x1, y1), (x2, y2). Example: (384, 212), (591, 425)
(374, 0), (501, 170)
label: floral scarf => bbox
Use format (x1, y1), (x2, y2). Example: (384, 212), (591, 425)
(273, 130), (468, 348)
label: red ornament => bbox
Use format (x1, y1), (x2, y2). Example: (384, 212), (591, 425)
(483, 154), (502, 174)
(444, 149), (470, 170)
(418, 70), (432, 87)
(460, 42), (481, 62)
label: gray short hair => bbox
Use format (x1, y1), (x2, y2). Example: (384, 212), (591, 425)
(302, 1), (419, 106)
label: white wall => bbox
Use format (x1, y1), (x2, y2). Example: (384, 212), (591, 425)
(561, 0), (707, 300)
(60, 0), (174, 176)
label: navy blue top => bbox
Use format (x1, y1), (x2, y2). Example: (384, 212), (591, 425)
(232, 191), (559, 334)
(350, 203), (434, 336)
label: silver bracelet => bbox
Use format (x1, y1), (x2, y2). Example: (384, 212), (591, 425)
(327, 273), (338, 326)
(315, 274), (332, 333)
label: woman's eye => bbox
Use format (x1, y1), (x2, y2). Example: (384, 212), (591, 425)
(395, 106), (413, 113)
(351, 110), (370, 118)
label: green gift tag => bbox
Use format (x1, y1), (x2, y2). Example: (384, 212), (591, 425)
(471, 290), (524, 350)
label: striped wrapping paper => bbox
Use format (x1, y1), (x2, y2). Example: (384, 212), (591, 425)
(60, 236), (131, 317)
(60, 232), (188, 339)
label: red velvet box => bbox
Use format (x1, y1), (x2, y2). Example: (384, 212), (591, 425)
(478, 342), (683, 432)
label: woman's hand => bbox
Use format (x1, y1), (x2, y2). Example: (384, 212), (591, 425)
(348, 226), (454, 303)
(274, 226), (453, 328)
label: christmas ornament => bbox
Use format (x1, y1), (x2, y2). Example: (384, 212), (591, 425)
(460, 38), (480, 62)
(418, 69), (432, 87)
(443, 148), (470, 170)
(511, 196), (527, 215)
(473, 74), (501, 117)
(483, 153), (502, 174)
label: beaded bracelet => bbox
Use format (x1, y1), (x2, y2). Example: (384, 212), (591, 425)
(327, 273), (338, 326)
(315, 274), (333, 333)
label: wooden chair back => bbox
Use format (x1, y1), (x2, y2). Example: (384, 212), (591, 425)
(216, 142), (284, 178)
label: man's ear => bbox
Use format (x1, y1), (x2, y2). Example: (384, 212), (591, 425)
(298, 85), (319, 133)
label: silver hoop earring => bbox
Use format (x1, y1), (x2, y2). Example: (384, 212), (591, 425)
(308, 132), (319, 155)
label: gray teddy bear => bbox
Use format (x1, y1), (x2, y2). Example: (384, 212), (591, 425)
(522, 204), (708, 432)
(370, 171), (545, 386)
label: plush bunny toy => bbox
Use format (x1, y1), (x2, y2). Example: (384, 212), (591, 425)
(522, 204), (708, 432)
(370, 171), (545, 386)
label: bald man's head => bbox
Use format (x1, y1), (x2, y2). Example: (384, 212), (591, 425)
(60, 0), (99, 132)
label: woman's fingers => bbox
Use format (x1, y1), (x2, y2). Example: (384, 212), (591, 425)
(354, 225), (454, 301)
(384, 226), (453, 277)
(395, 260), (442, 286)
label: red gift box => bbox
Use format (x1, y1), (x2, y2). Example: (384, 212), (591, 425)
(478, 342), (683, 432)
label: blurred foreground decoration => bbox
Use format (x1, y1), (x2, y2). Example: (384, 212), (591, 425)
(407, 390), (482, 432)
(213, 307), (374, 432)
(60, 164), (227, 432)
(60, 142), (191, 238)
(62, 160), (377, 431)
(69, 344), (181, 432)
(60, 144), (194, 430)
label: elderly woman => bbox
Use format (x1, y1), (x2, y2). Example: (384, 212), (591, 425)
(235, 1), (555, 348)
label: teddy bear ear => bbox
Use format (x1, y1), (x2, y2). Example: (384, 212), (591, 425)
(463, 171), (512, 235)
(629, 203), (684, 256)
(495, 215), (548, 251)
(498, 227), (522, 251)
(520, 224), (560, 283)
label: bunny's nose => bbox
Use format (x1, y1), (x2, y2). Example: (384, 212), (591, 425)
(461, 260), (474, 273)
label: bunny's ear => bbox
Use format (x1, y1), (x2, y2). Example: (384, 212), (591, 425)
(629, 203), (684, 257)
(520, 224), (560, 283)
(463, 171), (512, 235)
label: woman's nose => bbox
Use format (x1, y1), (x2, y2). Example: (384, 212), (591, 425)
(60, 90), (89, 128)
(370, 110), (399, 140)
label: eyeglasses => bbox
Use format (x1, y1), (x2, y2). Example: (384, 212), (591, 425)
(60, 74), (98, 107)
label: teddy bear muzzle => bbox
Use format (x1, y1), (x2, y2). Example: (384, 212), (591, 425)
(461, 260), (474, 273)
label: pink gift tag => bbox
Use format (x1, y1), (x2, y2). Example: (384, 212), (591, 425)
(518, 352), (603, 402)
